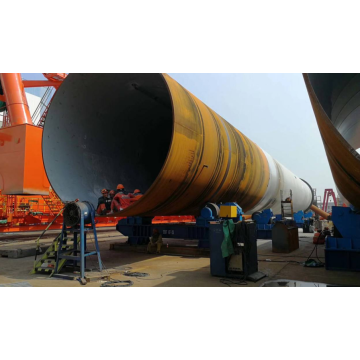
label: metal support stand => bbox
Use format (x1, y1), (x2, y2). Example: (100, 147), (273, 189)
(53, 209), (102, 284)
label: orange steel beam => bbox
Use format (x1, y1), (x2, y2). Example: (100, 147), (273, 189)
(0, 215), (195, 233)
(0, 221), (122, 233)
(0, 73), (32, 125)
(22, 80), (62, 88)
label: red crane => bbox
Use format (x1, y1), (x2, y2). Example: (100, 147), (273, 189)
(322, 189), (337, 213)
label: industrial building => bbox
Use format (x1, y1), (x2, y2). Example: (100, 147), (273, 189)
(0, 73), (359, 287)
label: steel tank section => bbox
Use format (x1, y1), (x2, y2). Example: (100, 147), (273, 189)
(304, 74), (360, 209)
(43, 74), (313, 216)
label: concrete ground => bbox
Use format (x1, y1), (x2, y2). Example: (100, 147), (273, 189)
(0, 229), (359, 287)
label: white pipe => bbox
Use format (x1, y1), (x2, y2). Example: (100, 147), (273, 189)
(247, 151), (313, 215)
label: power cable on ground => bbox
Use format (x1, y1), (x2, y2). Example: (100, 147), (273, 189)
(123, 272), (149, 278)
(86, 232), (134, 287)
(101, 280), (133, 287)
(220, 278), (247, 286)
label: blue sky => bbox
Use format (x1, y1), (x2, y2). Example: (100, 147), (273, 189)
(22, 73), (335, 199)
(22, 73), (48, 97)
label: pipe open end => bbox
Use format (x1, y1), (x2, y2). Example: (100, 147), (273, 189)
(43, 74), (173, 208)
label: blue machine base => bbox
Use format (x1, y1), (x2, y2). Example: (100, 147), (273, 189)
(256, 224), (273, 239)
(117, 218), (210, 248)
(325, 237), (360, 271)
(325, 207), (360, 272)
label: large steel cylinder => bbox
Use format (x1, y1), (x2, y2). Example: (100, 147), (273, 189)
(43, 74), (313, 216)
(304, 74), (360, 209)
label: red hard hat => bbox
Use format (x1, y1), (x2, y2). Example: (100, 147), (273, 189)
(117, 184), (125, 190)
(134, 189), (141, 194)
(109, 190), (115, 196)
(101, 188), (108, 194)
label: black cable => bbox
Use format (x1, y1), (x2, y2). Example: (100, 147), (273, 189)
(101, 280), (133, 287)
(315, 242), (324, 264)
(123, 272), (149, 278)
(306, 236), (325, 265)
(88, 231), (157, 287)
(86, 231), (135, 286)
(34, 204), (66, 261)
(220, 278), (247, 286)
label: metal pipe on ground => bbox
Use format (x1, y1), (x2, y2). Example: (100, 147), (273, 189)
(43, 74), (313, 217)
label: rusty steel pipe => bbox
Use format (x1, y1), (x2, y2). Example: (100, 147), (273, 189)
(310, 205), (330, 219)
(304, 74), (360, 209)
(0, 73), (33, 126)
(43, 74), (313, 217)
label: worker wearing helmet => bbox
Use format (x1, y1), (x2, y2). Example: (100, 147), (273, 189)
(97, 189), (112, 215)
(111, 191), (131, 212)
(115, 184), (127, 195)
(109, 190), (115, 200)
(129, 189), (143, 203)
(106, 190), (116, 214)
(147, 228), (163, 254)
